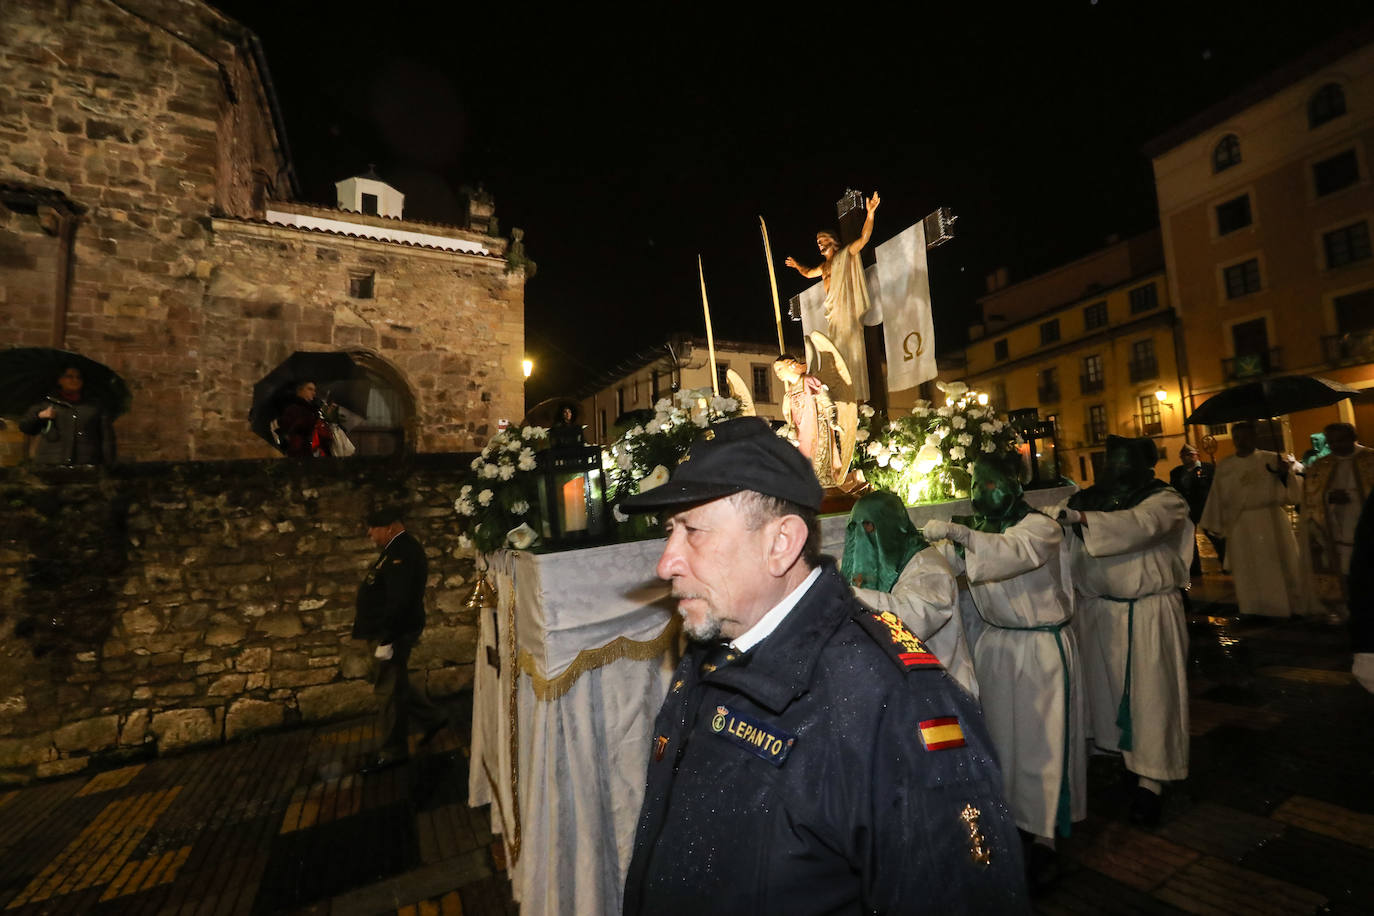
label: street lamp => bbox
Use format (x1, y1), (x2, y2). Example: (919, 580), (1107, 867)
(523, 358), (533, 379)
(1154, 387), (1167, 402)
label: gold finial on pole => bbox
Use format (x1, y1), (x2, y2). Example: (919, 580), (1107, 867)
(759, 216), (784, 355)
(698, 255), (720, 397)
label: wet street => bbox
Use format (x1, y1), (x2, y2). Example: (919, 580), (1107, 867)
(0, 571), (1370, 915)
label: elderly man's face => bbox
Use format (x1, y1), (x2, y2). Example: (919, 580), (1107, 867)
(657, 496), (778, 642)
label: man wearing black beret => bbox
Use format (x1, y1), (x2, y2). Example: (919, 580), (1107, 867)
(620, 417), (1029, 914)
(353, 505), (448, 773)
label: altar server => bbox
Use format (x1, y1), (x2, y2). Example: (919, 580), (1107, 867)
(1058, 435), (1193, 827)
(923, 454), (1085, 890)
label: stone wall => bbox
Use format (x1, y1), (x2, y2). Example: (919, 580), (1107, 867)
(0, 455), (479, 784)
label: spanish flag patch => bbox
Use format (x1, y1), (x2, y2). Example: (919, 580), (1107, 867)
(918, 716), (967, 751)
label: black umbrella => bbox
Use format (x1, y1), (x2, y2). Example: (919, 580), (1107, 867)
(1184, 375), (1362, 426)
(249, 351), (368, 448)
(0, 348), (132, 418)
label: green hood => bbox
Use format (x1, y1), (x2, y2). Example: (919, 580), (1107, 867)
(841, 491), (927, 592)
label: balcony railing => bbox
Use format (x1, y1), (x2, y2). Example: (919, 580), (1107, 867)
(1038, 384), (1061, 404)
(1222, 347), (1281, 381)
(1127, 357), (1159, 382)
(1323, 331), (1374, 367)
(1080, 375), (1105, 394)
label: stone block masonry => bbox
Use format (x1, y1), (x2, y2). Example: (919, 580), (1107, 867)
(0, 455), (480, 784)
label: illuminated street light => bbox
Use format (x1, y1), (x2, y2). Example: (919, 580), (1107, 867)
(523, 358), (534, 378)
(1154, 387), (1167, 402)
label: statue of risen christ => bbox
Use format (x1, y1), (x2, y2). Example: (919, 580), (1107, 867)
(785, 191), (880, 402)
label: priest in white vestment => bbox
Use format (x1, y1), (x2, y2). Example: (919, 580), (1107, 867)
(841, 491), (979, 698)
(1200, 421), (1306, 617)
(923, 456), (1085, 889)
(1057, 435), (1193, 828)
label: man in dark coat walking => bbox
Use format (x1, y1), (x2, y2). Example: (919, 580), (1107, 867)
(618, 417), (1029, 915)
(353, 506), (447, 772)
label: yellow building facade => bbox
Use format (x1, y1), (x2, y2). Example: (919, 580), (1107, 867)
(962, 235), (1185, 485)
(1148, 31), (1374, 455)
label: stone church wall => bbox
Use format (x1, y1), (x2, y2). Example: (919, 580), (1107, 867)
(0, 457), (479, 784)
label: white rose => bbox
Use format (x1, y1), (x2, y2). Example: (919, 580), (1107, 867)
(855, 428), (870, 442)
(511, 500), (529, 515)
(518, 454), (537, 472)
(952, 416), (967, 429)
(982, 441), (997, 452)
(498, 464), (515, 481)
(890, 456), (906, 472)
(866, 441), (883, 457)
(655, 398), (673, 413)
(950, 446), (966, 461)
(482, 463), (499, 479)
(958, 432), (973, 446)
(454, 498), (474, 516)
(471, 457), (484, 471)
(937, 406), (953, 418)
(639, 465), (670, 492)
(629, 425), (644, 437)
(859, 403), (875, 418)
(925, 434), (943, 446)
(981, 422), (995, 433)
(457, 534), (473, 550)
(876, 447), (892, 468)
(646, 419), (663, 434)
(523, 426), (548, 440)
(692, 410), (709, 428)
(506, 522), (537, 549)
(478, 489), (494, 506)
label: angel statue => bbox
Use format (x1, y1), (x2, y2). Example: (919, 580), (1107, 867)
(773, 332), (860, 488)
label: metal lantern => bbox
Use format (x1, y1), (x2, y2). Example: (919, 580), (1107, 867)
(535, 430), (610, 549)
(1008, 408), (1061, 488)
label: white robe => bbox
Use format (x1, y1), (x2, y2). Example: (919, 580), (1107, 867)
(940, 512), (1086, 839)
(853, 548), (979, 700)
(1062, 488), (1193, 782)
(1200, 450), (1305, 617)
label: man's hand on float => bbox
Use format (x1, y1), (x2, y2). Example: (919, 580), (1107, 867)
(375, 644), (394, 661)
(922, 519), (970, 545)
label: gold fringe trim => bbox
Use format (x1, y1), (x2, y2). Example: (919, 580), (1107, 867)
(517, 615), (682, 701)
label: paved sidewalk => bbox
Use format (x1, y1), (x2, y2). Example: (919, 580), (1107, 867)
(0, 570), (1369, 914)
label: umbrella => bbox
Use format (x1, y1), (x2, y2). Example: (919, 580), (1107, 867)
(1184, 375), (1362, 426)
(0, 348), (132, 418)
(249, 351), (369, 448)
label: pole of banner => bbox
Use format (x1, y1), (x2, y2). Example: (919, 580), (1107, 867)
(698, 255), (720, 396)
(759, 216), (784, 355)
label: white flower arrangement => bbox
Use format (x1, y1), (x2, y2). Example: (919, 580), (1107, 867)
(606, 387), (743, 508)
(453, 425), (550, 553)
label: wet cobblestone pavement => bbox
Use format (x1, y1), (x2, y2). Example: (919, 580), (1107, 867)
(0, 572), (1369, 914)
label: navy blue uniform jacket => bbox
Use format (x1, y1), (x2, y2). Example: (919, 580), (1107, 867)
(623, 563), (1029, 915)
(352, 531), (427, 644)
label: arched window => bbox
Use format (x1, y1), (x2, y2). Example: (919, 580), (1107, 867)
(1213, 134), (1241, 173)
(1309, 82), (1346, 128)
(338, 352), (416, 456)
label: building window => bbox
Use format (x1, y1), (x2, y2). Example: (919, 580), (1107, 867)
(1223, 258), (1262, 299)
(1213, 134), (1241, 172)
(1207, 422), (1229, 437)
(600, 409), (608, 440)
(990, 380), (1007, 410)
(994, 339), (1009, 361)
(716, 362), (729, 394)
(1081, 354), (1104, 393)
(348, 270), (375, 299)
(1129, 283), (1159, 314)
(1309, 82), (1347, 129)
(1088, 404), (1108, 443)
(1038, 366), (1060, 404)
(1083, 301), (1107, 330)
(1129, 338), (1158, 382)
(651, 371), (661, 402)
(1334, 288), (1374, 334)
(360, 192), (379, 216)
(1215, 195), (1252, 235)
(1139, 395), (1162, 436)
(1314, 149), (1360, 197)
(751, 365), (771, 403)
(1040, 319), (1060, 345)
(1324, 221), (1372, 269)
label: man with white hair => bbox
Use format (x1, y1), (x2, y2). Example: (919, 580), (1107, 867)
(619, 417), (1028, 915)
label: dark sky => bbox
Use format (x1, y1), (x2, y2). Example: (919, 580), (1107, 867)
(214, 1), (1367, 403)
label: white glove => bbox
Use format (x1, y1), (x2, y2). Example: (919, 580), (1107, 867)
(374, 643), (394, 661)
(1355, 653), (1374, 693)
(1058, 508), (1084, 525)
(923, 519), (971, 545)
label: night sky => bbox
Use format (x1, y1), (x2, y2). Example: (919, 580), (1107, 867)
(214, 1), (1367, 403)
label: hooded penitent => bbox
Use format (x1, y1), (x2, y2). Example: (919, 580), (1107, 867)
(967, 453), (1034, 533)
(1068, 435), (1167, 512)
(841, 490), (928, 592)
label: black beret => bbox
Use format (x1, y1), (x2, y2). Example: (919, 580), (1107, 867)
(619, 416), (823, 513)
(366, 505), (405, 527)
